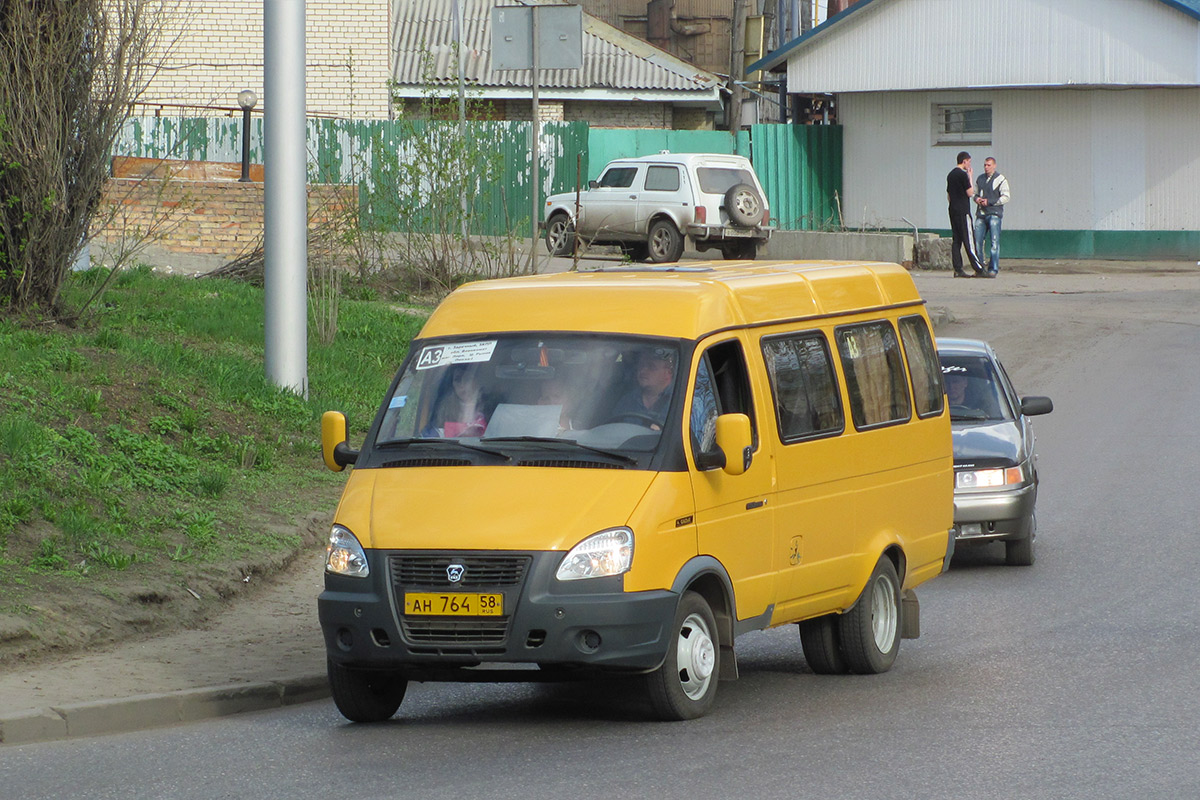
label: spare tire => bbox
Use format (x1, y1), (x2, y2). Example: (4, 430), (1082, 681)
(724, 183), (764, 227)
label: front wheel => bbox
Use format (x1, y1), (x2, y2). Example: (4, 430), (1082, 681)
(644, 591), (719, 720)
(545, 213), (575, 256)
(837, 556), (901, 675)
(1006, 511), (1036, 566)
(328, 658), (408, 723)
(646, 219), (684, 263)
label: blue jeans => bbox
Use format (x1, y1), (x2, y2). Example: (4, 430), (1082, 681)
(974, 214), (1002, 274)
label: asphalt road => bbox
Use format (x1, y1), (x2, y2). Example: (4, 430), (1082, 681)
(5, 268), (1200, 799)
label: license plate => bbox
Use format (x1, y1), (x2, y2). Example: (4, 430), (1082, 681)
(404, 592), (503, 617)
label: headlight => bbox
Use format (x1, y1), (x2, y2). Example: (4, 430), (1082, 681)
(325, 524), (369, 577)
(556, 527), (633, 581)
(956, 466), (1024, 490)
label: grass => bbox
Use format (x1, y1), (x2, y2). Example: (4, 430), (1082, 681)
(0, 265), (428, 636)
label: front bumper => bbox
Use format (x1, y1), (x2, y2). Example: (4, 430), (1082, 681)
(952, 483), (1036, 542)
(687, 224), (773, 242)
(319, 550), (677, 678)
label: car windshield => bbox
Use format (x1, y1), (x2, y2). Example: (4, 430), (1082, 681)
(374, 333), (684, 458)
(939, 354), (1013, 422)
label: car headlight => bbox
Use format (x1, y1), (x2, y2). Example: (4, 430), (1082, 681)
(325, 524), (369, 577)
(556, 527), (633, 581)
(956, 466), (1024, 490)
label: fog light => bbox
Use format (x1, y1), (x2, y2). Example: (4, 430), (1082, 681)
(577, 630), (601, 653)
(336, 628), (354, 651)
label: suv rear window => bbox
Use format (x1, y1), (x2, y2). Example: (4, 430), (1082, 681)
(697, 167), (756, 195)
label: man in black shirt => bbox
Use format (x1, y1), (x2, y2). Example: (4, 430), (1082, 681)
(947, 151), (985, 277)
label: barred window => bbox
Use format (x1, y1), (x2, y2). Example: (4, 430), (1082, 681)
(933, 104), (992, 145)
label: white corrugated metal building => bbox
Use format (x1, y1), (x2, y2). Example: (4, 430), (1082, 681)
(750, 0), (1200, 259)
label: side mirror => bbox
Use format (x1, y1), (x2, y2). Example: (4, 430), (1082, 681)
(588, 180), (599, 189)
(321, 411), (359, 472)
(1020, 396), (1054, 416)
(714, 413), (753, 476)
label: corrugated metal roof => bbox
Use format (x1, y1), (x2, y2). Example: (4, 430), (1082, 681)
(392, 0), (723, 94)
(749, 0), (1200, 75)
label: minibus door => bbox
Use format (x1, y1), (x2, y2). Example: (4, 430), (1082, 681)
(686, 338), (776, 622)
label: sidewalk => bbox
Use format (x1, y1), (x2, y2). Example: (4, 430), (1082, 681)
(3, 256), (1197, 747)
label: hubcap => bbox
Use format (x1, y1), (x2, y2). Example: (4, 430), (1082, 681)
(733, 190), (761, 218)
(869, 575), (898, 652)
(677, 612), (715, 699)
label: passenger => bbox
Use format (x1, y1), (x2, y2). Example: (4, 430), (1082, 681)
(432, 364), (488, 437)
(609, 348), (675, 431)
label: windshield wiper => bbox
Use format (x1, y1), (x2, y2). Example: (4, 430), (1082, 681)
(481, 436), (639, 465)
(375, 438), (512, 462)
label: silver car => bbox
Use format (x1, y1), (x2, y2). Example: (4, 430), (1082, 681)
(542, 152), (773, 263)
(938, 338), (1053, 566)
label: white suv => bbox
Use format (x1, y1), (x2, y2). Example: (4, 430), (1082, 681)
(543, 152), (773, 262)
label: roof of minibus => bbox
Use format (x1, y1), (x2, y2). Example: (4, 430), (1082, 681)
(418, 260), (925, 341)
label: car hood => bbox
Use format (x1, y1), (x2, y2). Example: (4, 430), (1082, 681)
(334, 467), (658, 551)
(951, 420), (1026, 467)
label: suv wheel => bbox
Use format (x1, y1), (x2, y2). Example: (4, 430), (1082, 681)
(647, 219), (684, 263)
(545, 213), (575, 257)
(724, 184), (764, 228)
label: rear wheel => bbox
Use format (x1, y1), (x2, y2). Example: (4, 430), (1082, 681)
(646, 219), (684, 263)
(837, 556), (901, 674)
(798, 614), (848, 674)
(545, 213), (575, 256)
(327, 658), (408, 723)
(644, 591), (719, 720)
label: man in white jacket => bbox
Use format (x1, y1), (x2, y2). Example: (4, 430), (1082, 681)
(973, 157), (1010, 277)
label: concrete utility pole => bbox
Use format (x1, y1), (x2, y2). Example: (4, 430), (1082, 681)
(263, 0), (308, 397)
(730, 0), (748, 149)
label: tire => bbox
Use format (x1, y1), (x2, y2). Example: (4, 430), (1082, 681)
(644, 591), (720, 720)
(1006, 511), (1036, 566)
(837, 556), (901, 675)
(798, 614), (849, 675)
(646, 219), (684, 263)
(721, 240), (758, 260)
(545, 213), (575, 257)
(724, 183), (764, 227)
(327, 658), (408, 723)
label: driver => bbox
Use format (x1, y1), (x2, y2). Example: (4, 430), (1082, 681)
(945, 371), (970, 407)
(609, 347), (675, 431)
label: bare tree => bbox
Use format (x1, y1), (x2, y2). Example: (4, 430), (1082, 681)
(0, 0), (166, 315)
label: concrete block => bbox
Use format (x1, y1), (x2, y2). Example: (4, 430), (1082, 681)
(762, 230), (915, 265)
(55, 692), (181, 738)
(0, 708), (68, 745)
(177, 682), (282, 723)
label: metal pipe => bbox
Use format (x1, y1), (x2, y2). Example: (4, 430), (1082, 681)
(263, 0), (308, 397)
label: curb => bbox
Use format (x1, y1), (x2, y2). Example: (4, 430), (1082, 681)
(0, 673), (329, 746)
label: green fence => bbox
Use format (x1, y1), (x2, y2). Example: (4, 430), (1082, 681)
(115, 117), (839, 237)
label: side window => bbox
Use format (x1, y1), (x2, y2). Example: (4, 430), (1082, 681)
(835, 321), (912, 429)
(598, 166), (638, 188)
(645, 166), (681, 192)
(689, 340), (757, 463)
(898, 315), (944, 418)
(762, 332), (843, 442)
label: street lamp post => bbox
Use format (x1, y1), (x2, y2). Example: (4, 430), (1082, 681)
(237, 89), (258, 182)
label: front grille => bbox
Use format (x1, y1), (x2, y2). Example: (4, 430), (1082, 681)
(517, 459), (624, 469)
(401, 618), (510, 647)
(381, 457), (472, 468)
(390, 554), (530, 588)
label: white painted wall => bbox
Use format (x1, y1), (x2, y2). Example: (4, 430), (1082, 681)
(787, 0), (1200, 93)
(840, 87), (1200, 233)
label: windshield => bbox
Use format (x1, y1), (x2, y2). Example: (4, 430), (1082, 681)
(374, 333), (684, 457)
(940, 354), (1013, 422)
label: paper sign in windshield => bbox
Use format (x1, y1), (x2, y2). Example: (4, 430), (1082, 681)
(415, 341), (497, 370)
